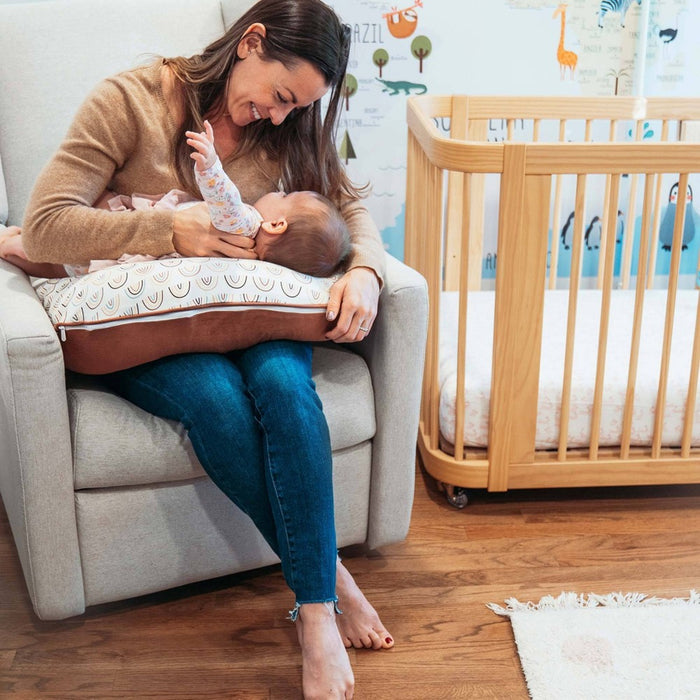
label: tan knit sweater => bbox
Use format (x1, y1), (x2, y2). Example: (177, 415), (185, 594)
(22, 61), (386, 282)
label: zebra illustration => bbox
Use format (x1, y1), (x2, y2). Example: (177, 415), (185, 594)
(598, 0), (641, 28)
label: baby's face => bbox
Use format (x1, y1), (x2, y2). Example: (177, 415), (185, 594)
(255, 190), (316, 222)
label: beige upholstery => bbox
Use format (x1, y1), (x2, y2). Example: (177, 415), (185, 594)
(0, 0), (427, 620)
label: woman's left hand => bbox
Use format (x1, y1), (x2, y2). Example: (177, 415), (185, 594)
(325, 266), (380, 343)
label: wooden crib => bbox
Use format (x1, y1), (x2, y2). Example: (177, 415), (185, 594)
(405, 95), (700, 507)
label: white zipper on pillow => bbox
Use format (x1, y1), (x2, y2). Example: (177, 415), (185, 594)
(55, 305), (324, 342)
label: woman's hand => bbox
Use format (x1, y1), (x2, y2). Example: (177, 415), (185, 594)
(325, 266), (380, 343)
(172, 201), (257, 259)
(0, 226), (27, 260)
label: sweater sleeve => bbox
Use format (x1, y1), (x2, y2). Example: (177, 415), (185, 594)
(341, 197), (386, 288)
(22, 73), (175, 265)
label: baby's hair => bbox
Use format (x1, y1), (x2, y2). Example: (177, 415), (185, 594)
(262, 193), (351, 277)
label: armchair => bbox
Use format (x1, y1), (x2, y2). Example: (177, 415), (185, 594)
(0, 0), (427, 620)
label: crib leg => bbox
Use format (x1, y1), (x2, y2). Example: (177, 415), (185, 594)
(441, 483), (469, 509)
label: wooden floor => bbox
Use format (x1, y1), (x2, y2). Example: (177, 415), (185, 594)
(2, 465), (700, 699)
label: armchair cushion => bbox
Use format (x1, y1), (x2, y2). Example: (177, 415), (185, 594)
(33, 257), (339, 374)
(69, 345), (376, 489)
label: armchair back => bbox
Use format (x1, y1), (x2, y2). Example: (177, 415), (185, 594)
(0, 0), (258, 226)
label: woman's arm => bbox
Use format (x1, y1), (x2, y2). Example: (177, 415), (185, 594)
(22, 71), (176, 265)
(340, 198), (386, 285)
(325, 198), (386, 343)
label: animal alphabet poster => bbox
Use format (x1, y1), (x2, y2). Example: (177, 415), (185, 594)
(331, 0), (699, 280)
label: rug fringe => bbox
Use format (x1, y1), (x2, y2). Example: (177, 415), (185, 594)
(487, 589), (700, 616)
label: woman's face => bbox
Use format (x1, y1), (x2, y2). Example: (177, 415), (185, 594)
(226, 31), (329, 128)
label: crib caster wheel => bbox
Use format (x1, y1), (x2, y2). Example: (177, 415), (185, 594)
(444, 484), (469, 509)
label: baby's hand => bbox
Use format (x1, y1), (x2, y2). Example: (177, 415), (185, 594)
(186, 120), (218, 172)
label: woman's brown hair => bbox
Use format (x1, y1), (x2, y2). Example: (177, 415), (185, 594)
(165, 0), (361, 206)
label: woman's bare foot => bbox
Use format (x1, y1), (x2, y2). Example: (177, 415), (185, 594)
(335, 560), (394, 650)
(296, 602), (354, 699)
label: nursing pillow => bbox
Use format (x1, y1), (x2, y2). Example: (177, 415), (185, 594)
(33, 257), (336, 374)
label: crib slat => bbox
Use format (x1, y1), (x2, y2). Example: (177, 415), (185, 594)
(467, 120), (488, 290)
(426, 158), (444, 450)
(621, 174), (656, 457)
(647, 121), (671, 289)
(620, 121), (644, 289)
(407, 132), (427, 431)
(597, 121), (617, 289)
(453, 173), (473, 461)
(682, 297), (700, 457)
(589, 174), (621, 460)
(558, 174), (588, 460)
(489, 144), (550, 490)
(548, 120), (567, 290)
(444, 96), (469, 292)
(406, 132), (435, 432)
(653, 172), (690, 458)
(404, 131), (419, 269)
(533, 119), (541, 141)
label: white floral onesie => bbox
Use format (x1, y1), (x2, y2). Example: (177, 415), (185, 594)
(194, 157), (263, 237)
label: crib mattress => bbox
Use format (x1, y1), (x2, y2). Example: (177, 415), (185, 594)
(439, 289), (699, 450)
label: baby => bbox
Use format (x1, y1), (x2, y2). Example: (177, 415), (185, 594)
(186, 120), (350, 278)
(1, 121), (350, 279)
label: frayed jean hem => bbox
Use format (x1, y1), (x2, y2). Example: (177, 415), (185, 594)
(288, 598), (342, 622)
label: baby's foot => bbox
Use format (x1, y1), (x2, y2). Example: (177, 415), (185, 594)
(296, 601), (354, 699)
(335, 561), (394, 650)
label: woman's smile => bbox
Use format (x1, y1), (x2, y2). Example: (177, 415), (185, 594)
(226, 44), (328, 128)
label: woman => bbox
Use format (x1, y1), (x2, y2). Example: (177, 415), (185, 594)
(22, 0), (391, 697)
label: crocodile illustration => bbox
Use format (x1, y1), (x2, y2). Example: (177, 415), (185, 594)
(376, 78), (427, 96)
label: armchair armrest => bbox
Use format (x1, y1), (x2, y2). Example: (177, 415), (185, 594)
(355, 254), (428, 549)
(0, 258), (85, 619)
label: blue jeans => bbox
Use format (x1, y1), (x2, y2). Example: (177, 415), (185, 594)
(103, 340), (337, 608)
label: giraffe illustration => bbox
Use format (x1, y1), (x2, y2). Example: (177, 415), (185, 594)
(553, 3), (578, 80)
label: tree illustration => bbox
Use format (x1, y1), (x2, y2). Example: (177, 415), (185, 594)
(373, 49), (389, 78)
(342, 74), (358, 111)
(411, 35), (432, 73)
(338, 130), (357, 165)
(606, 68), (630, 96)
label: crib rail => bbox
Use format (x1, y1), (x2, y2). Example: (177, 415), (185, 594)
(406, 95), (700, 492)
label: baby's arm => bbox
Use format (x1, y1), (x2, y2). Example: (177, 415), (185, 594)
(186, 122), (260, 237)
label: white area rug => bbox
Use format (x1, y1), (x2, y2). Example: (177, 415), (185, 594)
(488, 591), (700, 700)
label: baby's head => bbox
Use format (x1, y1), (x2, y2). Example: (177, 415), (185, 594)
(253, 190), (351, 277)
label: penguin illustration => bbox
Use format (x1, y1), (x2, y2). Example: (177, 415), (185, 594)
(659, 182), (695, 251)
(616, 210), (624, 244)
(585, 216), (601, 250)
(560, 211), (575, 249)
